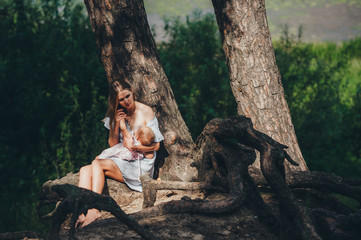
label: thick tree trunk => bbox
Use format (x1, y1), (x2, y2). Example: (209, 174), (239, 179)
(83, 0), (197, 181)
(211, 0), (307, 172)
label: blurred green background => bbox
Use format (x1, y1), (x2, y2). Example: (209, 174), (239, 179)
(0, 0), (360, 235)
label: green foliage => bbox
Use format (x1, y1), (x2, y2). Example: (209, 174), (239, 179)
(158, 11), (237, 138)
(274, 27), (361, 178)
(0, 0), (108, 233)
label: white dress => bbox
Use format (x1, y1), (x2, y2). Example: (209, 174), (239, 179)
(98, 143), (144, 161)
(103, 117), (164, 192)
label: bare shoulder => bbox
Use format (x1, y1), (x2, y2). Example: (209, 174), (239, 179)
(135, 101), (155, 121)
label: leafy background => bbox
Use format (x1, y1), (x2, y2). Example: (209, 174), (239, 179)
(0, 0), (360, 235)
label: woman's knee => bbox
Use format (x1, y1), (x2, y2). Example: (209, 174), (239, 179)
(79, 165), (92, 177)
(91, 158), (105, 171)
(93, 158), (118, 172)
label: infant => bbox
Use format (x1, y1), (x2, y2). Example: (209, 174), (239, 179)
(97, 125), (155, 161)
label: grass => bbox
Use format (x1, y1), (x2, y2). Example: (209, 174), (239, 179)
(142, 0), (361, 17)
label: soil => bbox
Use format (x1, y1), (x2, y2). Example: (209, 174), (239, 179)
(61, 189), (277, 240)
(38, 173), (278, 239)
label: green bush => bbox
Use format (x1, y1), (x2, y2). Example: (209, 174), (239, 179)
(0, 0), (108, 233)
(158, 11), (237, 138)
(274, 27), (361, 177)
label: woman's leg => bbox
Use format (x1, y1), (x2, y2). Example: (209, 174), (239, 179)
(102, 159), (125, 183)
(81, 158), (124, 227)
(76, 164), (92, 227)
(78, 165), (92, 190)
(91, 158), (124, 193)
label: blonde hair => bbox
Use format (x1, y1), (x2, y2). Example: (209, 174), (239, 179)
(138, 126), (155, 146)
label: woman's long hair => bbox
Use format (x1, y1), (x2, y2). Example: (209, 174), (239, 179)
(106, 80), (132, 137)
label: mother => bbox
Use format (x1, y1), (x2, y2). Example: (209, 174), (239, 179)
(77, 80), (164, 227)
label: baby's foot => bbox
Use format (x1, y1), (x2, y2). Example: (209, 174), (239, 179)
(81, 209), (101, 227)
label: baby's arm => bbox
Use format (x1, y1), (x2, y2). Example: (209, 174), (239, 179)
(120, 119), (133, 144)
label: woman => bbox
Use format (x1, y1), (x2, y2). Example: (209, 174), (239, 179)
(77, 80), (164, 227)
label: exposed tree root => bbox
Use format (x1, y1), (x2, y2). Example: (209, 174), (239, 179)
(38, 184), (156, 240)
(138, 116), (360, 239)
(0, 231), (42, 240)
(37, 116), (361, 240)
(141, 176), (217, 208)
(312, 208), (361, 240)
(286, 171), (361, 205)
(292, 188), (355, 215)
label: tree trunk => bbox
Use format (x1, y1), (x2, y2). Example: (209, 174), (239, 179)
(83, 0), (197, 181)
(211, 0), (307, 172)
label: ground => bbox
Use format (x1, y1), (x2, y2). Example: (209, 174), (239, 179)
(61, 189), (277, 240)
(37, 172), (277, 239)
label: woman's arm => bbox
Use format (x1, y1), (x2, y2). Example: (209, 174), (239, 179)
(108, 121), (120, 147)
(108, 109), (127, 147)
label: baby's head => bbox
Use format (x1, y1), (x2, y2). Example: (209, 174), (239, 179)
(136, 126), (155, 146)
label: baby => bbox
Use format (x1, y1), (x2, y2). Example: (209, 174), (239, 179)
(97, 119), (155, 161)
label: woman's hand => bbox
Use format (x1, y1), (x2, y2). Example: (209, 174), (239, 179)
(116, 109), (127, 131)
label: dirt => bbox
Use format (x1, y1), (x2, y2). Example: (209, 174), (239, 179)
(69, 209), (273, 240)
(61, 190), (276, 240)
(39, 173), (276, 239)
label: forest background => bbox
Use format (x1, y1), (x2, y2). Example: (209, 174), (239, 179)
(0, 0), (360, 234)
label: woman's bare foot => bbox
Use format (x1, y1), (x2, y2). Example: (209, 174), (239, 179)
(75, 214), (86, 228)
(81, 209), (101, 227)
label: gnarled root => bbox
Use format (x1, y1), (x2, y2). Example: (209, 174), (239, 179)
(197, 116), (321, 239)
(42, 184), (156, 240)
(0, 231), (42, 240)
(141, 175), (217, 208)
(139, 116), (280, 233)
(133, 193), (243, 220)
(312, 208), (361, 240)
(286, 171), (361, 206)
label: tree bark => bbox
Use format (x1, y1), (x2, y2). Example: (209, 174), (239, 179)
(83, 0), (197, 181)
(211, 0), (307, 172)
